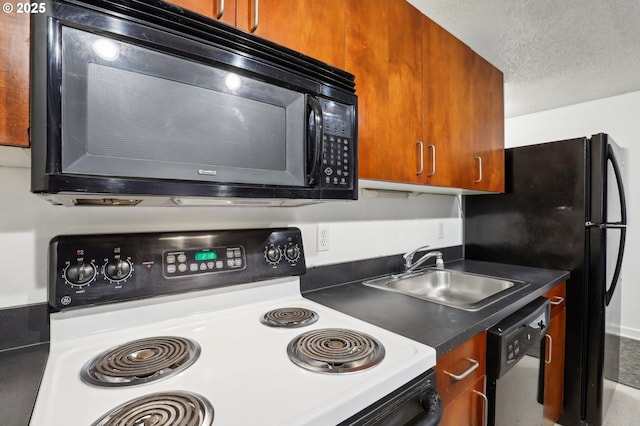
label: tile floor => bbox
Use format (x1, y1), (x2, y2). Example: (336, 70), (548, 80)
(600, 382), (640, 426)
(599, 336), (640, 426)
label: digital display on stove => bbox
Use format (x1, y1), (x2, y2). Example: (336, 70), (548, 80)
(194, 251), (218, 261)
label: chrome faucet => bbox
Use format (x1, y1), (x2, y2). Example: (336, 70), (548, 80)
(403, 245), (444, 273)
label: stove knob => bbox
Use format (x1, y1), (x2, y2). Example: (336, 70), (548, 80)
(64, 262), (96, 286)
(284, 245), (301, 263)
(104, 259), (133, 282)
(265, 246), (281, 265)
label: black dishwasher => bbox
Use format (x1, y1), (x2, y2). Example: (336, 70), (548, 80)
(486, 297), (550, 426)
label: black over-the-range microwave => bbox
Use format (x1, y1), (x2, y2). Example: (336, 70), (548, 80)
(30, 0), (358, 206)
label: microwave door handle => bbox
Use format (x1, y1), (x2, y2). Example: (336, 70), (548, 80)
(307, 96), (324, 185)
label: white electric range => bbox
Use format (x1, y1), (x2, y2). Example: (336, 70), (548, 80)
(30, 228), (439, 426)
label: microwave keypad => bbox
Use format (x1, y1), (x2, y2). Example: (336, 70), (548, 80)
(322, 134), (352, 186)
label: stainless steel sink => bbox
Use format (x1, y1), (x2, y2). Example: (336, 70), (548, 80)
(362, 269), (528, 311)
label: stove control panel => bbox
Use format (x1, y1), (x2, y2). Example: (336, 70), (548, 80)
(49, 228), (306, 310)
(164, 246), (245, 276)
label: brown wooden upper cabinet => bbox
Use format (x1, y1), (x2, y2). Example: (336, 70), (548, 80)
(423, 15), (504, 192)
(0, 13), (30, 147)
(165, 0), (234, 25)
(346, 0), (424, 185)
(348, 0), (505, 192)
(169, 0), (346, 68)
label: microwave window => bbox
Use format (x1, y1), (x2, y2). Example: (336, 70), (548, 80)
(86, 64), (286, 171)
(61, 27), (306, 187)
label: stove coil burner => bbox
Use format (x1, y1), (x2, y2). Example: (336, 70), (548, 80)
(260, 307), (319, 328)
(287, 328), (385, 374)
(93, 391), (213, 426)
(81, 336), (200, 387)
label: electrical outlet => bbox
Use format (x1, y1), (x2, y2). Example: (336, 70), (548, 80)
(438, 221), (445, 239)
(317, 224), (330, 251)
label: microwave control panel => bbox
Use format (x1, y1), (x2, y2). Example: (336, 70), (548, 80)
(320, 99), (355, 188)
(49, 228), (305, 311)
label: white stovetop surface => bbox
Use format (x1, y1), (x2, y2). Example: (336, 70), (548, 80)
(30, 278), (436, 426)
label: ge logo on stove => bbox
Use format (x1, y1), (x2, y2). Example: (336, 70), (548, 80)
(60, 296), (72, 306)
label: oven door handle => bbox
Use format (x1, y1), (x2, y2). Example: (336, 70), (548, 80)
(414, 388), (443, 426)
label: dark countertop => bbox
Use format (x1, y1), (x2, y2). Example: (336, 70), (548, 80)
(0, 303), (49, 426)
(303, 259), (569, 357)
(0, 343), (49, 426)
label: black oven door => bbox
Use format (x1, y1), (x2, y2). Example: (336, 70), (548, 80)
(339, 369), (443, 426)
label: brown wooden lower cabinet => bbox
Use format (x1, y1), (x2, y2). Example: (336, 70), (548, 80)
(436, 331), (486, 426)
(439, 375), (486, 426)
(543, 281), (567, 425)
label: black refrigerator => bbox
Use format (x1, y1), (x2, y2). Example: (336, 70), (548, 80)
(464, 133), (627, 426)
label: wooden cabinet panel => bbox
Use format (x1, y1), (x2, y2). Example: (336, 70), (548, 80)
(439, 373), (485, 426)
(167, 0), (236, 24)
(435, 332), (491, 425)
(423, 15), (504, 191)
(469, 53), (504, 192)
(543, 281), (566, 425)
(422, 15), (469, 189)
(346, 0), (423, 184)
(168, 1), (345, 67)
(436, 331), (486, 407)
(237, 0), (346, 68)
(0, 12), (30, 147)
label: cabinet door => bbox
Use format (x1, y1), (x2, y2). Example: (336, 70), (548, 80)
(0, 13), (30, 147)
(422, 15), (471, 188)
(468, 54), (504, 192)
(544, 282), (566, 425)
(423, 15), (504, 190)
(166, 0), (236, 25)
(439, 375), (486, 426)
(236, 0), (346, 68)
(436, 331), (486, 406)
(346, 0), (423, 184)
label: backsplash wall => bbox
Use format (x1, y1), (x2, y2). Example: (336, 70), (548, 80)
(0, 162), (462, 309)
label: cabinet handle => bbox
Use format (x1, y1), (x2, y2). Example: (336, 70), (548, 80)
(444, 357), (479, 381)
(250, 0), (260, 32)
(545, 334), (553, 364)
(427, 144), (436, 176)
(216, 0), (224, 19)
(416, 141), (424, 175)
(473, 390), (488, 426)
(474, 156), (483, 183)
(550, 296), (564, 306)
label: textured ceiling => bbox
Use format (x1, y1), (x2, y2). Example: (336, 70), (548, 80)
(408, 0), (640, 117)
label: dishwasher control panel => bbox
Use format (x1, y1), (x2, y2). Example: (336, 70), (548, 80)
(486, 297), (550, 378)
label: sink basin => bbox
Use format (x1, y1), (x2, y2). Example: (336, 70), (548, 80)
(362, 269), (528, 311)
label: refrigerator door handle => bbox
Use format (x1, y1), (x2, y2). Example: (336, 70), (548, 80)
(603, 223), (627, 229)
(605, 143), (627, 306)
(585, 222), (627, 229)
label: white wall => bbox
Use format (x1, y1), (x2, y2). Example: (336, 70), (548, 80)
(506, 90), (639, 339)
(0, 160), (462, 309)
